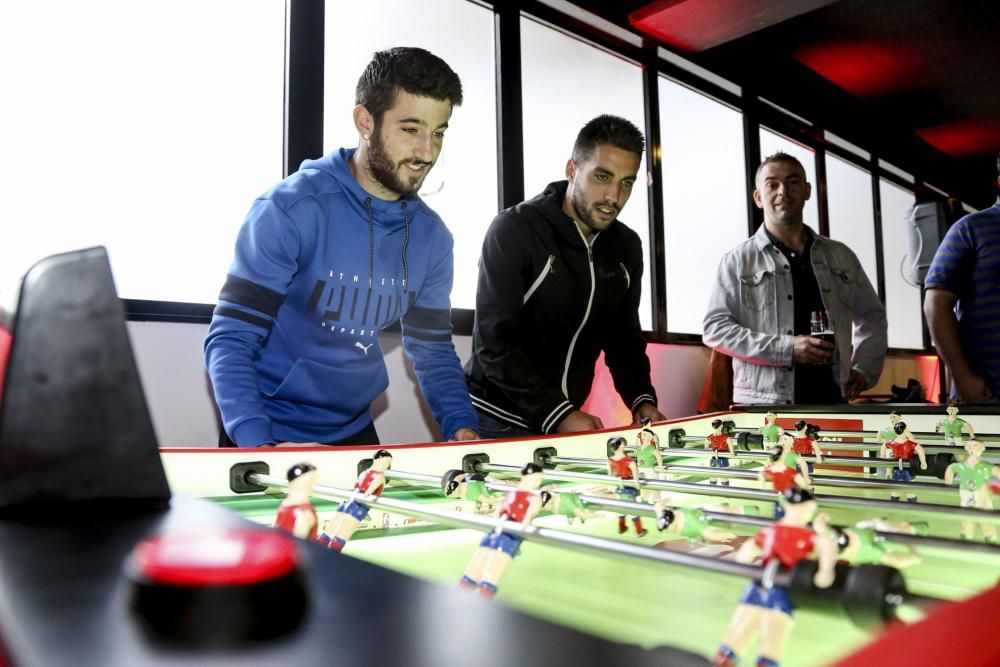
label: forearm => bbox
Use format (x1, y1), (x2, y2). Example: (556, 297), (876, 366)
(924, 290), (976, 378)
(403, 336), (478, 439)
(205, 329), (274, 446)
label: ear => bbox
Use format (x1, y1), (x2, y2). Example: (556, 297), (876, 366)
(565, 158), (576, 182)
(752, 188), (763, 209)
(804, 181), (813, 201)
(354, 105), (374, 141)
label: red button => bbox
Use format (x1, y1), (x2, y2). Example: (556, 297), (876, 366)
(132, 529), (299, 587)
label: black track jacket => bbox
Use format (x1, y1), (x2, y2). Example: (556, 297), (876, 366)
(465, 180), (657, 434)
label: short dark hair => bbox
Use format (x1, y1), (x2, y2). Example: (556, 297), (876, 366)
(355, 47), (463, 123)
(571, 114), (645, 163)
(711, 419), (723, 429)
(755, 151), (806, 184)
(521, 462), (543, 476)
(894, 422), (907, 435)
(783, 486), (815, 504)
(374, 449), (393, 460)
(287, 462), (316, 482)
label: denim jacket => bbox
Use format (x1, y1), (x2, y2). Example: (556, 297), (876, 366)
(703, 224), (887, 405)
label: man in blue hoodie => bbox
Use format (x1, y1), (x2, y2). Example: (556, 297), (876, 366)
(206, 47), (479, 447)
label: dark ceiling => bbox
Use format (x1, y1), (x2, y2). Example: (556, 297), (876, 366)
(571, 0), (1000, 207)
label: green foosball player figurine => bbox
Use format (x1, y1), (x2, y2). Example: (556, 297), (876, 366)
(936, 402), (976, 446)
(759, 411), (784, 449)
(944, 439), (999, 542)
(635, 420), (665, 502)
(652, 499), (736, 543)
(813, 514), (923, 569)
(443, 470), (504, 513)
(540, 485), (600, 524)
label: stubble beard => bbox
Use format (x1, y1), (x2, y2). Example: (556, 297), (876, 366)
(571, 188), (616, 235)
(367, 127), (429, 197)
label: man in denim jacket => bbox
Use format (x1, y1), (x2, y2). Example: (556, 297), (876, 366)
(703, 153), (887, 405)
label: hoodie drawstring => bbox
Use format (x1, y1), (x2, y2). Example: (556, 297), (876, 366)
(364, 197), (410, 296)
(364, 197), (375, 289)
(400, 201), (410, 293)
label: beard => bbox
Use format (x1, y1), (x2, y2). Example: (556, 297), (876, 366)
(367, 126), (431, 197)
(571, 187), (617, 234)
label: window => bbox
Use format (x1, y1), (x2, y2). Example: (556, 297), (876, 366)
(879, 179), (923, 349)
(324, 0), (497, 311)
(759, 128), (820, 230)
(0, 0), (285, 306)
(659, 77), (747, 334)
(520, 16), (652, 330)
(826, 154), (878, 286)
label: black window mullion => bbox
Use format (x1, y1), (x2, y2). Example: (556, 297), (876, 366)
(641, 44), (667, 335)
(494, 2), (525, 210)
(284, 0), (324, 177)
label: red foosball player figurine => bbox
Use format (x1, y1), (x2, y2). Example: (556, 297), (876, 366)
(608, 436), (647, 536)
(706, 418), (735, 486)
(790, 420), (823, 473)
(759, 446), (810, 519)
(317, 449), (393, 552)
(879, 422), (927, 502)
(274, 462), (319, 540)
(713, 487), (838, 667)
(459, 462), (545, 598)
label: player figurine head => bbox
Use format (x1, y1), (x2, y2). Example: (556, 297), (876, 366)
(442, 469), (465, 497)
(287, 462), (317, 482)
(794, 419), (807, 433)
(637, 428), (657, 447)
(965, 439), (986, 459)
(519, 462), (544, 490)
(286, 462), (317, 495)
(371, 449), (393, 471)
(656, 508), (675, 532)
(639, 417), (652, 427)
(780, 486), (818, 524)
(765, 411), (777, 424)
(894, 421), (908, 436)
(947, 402), (959, 418)
(607, 436), (628, 457)
(711, 418), (724, 433)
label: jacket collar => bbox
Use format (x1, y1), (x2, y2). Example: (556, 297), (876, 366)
(753, 222), (822, 251)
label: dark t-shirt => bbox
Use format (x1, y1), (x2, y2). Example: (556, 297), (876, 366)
(765, 228), (843, 404)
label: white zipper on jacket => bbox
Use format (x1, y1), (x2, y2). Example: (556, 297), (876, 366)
(523, 255), (556, 304)
(562, 227), (599, 397)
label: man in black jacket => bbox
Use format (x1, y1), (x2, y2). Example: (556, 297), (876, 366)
(465, 115), (665, 437)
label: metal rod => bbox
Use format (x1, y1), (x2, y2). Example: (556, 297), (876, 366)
(476, 462), (1000, 524)
(732, 427), (999, 445)
(247, 472), (781, 583)
(625, 463), (952, 493)
(552, 451), (926, 470)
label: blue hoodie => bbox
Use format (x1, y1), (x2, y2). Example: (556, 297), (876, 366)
(205, 148), (477, 446)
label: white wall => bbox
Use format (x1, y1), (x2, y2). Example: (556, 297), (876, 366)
(127, 322), (711, 447)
